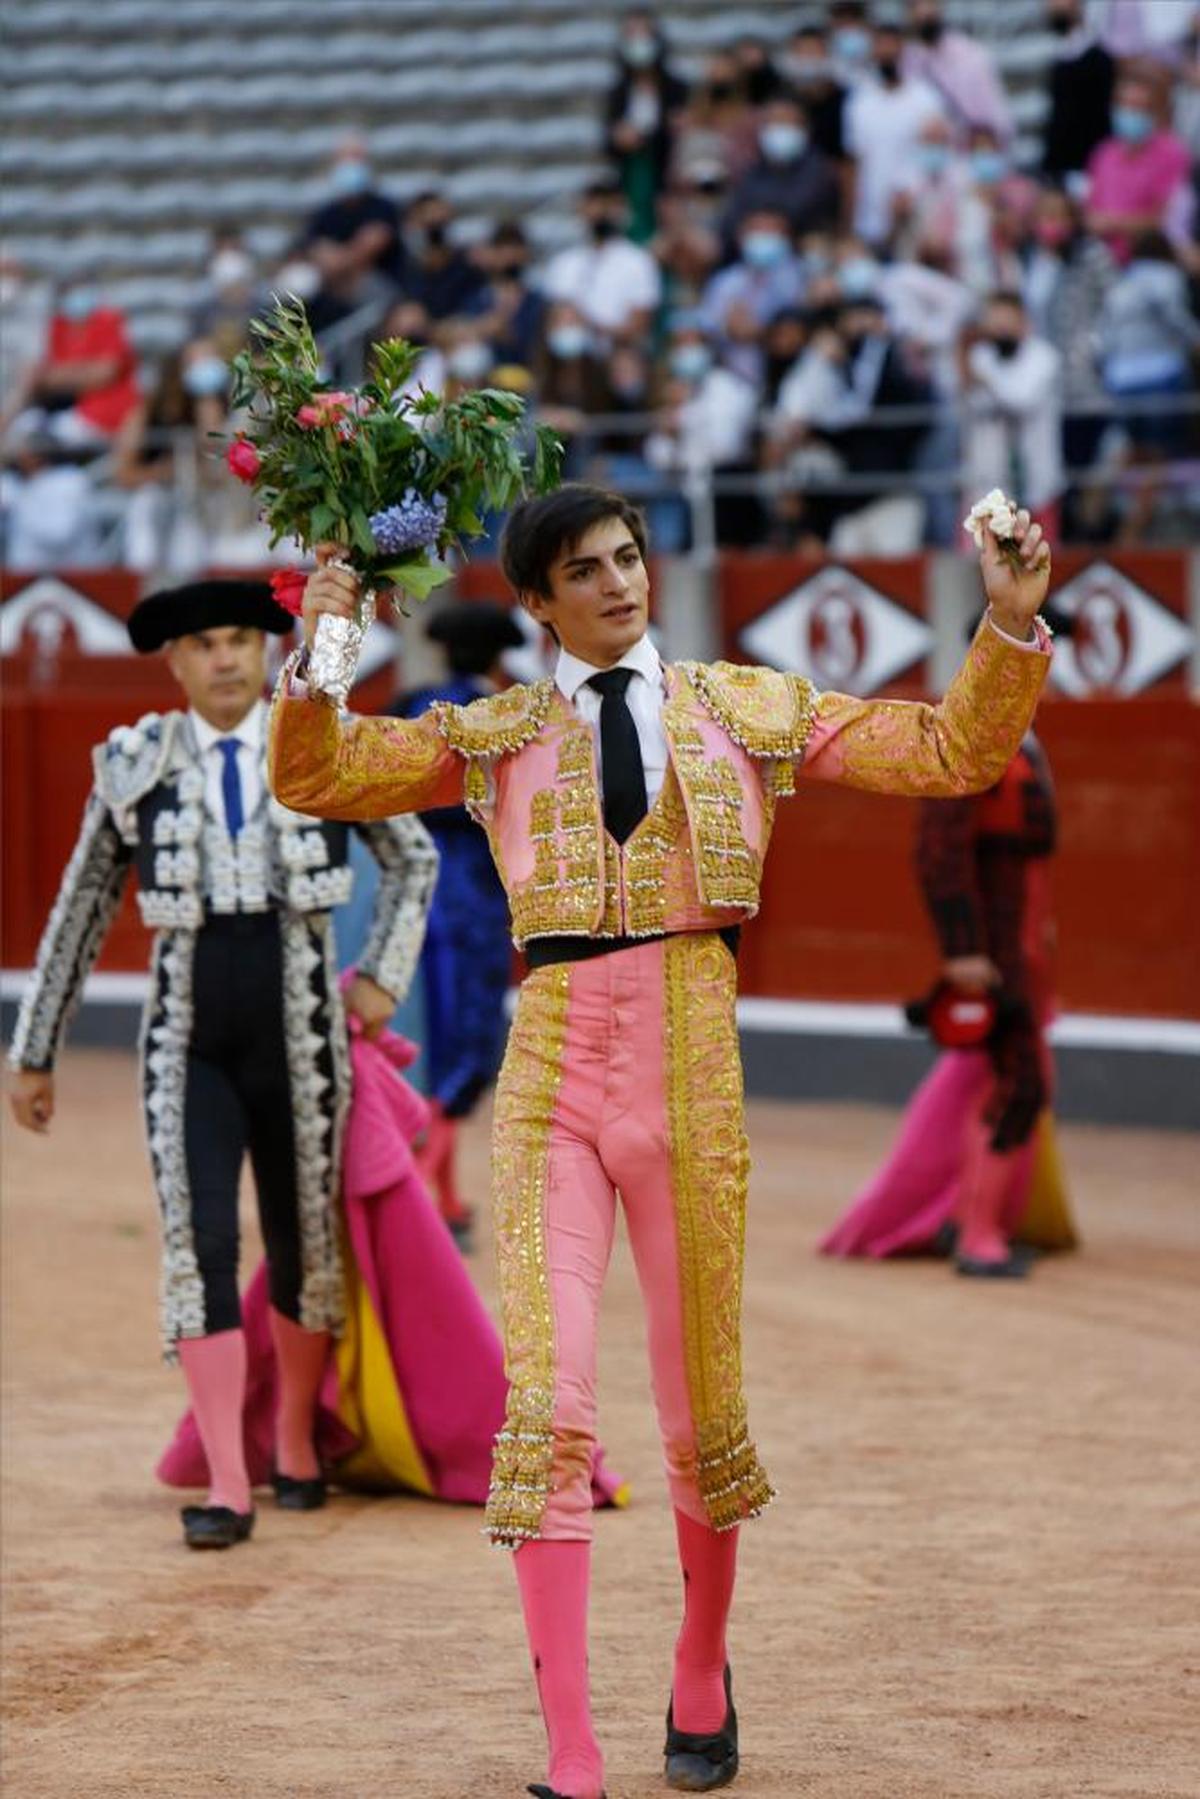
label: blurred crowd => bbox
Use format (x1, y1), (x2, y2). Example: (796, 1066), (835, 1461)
(2, 0), (1198, 573)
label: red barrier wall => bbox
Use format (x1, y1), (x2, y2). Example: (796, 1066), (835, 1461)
(4, 564), (1198, 1019)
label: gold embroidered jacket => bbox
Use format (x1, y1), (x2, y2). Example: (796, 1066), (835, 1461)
(269, 617), (1051, 947)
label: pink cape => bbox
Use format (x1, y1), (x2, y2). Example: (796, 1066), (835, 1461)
(157, 1026), (627, 1510)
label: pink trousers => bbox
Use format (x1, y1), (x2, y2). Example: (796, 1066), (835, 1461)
(485, 934), (773, 1546)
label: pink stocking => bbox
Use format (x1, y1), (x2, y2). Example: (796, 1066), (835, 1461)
(178, 1330), (251, 1513)
(958, 1121), (1024, 1263)
(269, 1307), (329, 1480)
(514, 1540), (604, 1799)
(673, 1508), (738, 1733)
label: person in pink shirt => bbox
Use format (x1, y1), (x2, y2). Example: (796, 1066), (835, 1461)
(1086, 68), (1192, 263)
(903, 0), (1014, 143)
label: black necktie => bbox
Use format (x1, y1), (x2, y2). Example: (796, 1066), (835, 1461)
(587, 667), (648, 845)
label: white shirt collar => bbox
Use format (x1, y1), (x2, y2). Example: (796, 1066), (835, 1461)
(555, 633), (662, 705)
(190, 697), (266, 755)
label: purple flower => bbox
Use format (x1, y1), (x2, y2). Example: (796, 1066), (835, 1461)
(369, 489), (448, 555)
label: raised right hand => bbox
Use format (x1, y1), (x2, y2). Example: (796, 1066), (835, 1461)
(9, 1069), (55, 1134)
(302, 543), (361, 648)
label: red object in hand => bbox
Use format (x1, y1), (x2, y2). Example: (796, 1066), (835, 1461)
(925, 982), (999, 1049)
(269, 567), (308, 618)
(226, 436), (261, 482)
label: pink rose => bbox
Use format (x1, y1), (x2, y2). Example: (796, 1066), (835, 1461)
(226, 437), (261, 483)
(270, 567), (308, 619)
(296, 391), (356, 430)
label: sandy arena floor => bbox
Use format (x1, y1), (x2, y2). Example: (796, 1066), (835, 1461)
(2, 1047), (1198, 1799)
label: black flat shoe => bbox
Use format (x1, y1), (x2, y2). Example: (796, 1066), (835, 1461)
(665, 1664), (739, 1791)
(956, 1246), (1034, 1280)
(271, 1470), (327, 1511)
(526, 1786), (607, 1798)
(181, 1505), (255, 1549)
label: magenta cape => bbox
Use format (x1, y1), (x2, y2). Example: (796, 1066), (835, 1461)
(158, 1027), (627, 1510)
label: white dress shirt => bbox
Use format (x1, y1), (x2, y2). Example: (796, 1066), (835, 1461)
(190, 698), (266, 832)
(555, 634), (669, 807)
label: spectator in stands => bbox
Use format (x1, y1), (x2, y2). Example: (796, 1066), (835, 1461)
(723, 91), (841, 244)
(1085, 67), (1193, 264)
(398, 191), (487, 331)
(1023, 187), (1116, 534)
(670, 51), (761, 192)
(114, 338), (231, 575)
(846, 21), (945, 247)
(965, 125), (1040, 283)
(1041, 0), (1116, 181)
(831, 235), (883, 302)
(301, 135), (402, 331)
(5, 283), (139, 448)
(879, 241), (976, 544)
(732, 35), (779, 107)
(700, 206), (806, 386)
(374, 298), (446, 398)
(190, 229), (259, 360)
(643, 312), (763, 549)
(0, 261), (52, 427)
(605, 8), (687, 243)
(532, 301), (615, 472)
(777, 21), (852, 164)
(772, 296), (934, 554)
(829, 1), (876, 86)
(465, 221), (544, 370)
(960, 291), (1065, 541)
(891, 115), (992, 287)
(440, 331), (497, 402)
(761, 307), (809, 408)
(541, 179), (662, 345)
(903, 0), (1013, 142)
(652, 170), (725, 304)
(1094, 0), (1197, 68)
(1, 424), (103, 569)
(1098, 229), (1200, 541)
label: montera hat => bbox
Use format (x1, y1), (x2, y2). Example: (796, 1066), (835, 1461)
(127, 579), (296, 653)
(426, 601), (524, 674)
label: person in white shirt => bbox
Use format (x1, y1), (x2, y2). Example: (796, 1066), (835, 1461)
(845, 21), (945, 246)
(960, 293), (1066, 537)
(7, 580), (437, 1551)
(540, 178), (662, 344)
(643, 313), (763, 548)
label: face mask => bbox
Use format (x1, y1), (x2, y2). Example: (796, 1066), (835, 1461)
(876, 58), (901, 83)
(742, 230), (789, 269)
(210, 249), (253, 290)
(1035, 219), (1072, 249)
(1113, 106), (1153, 144)
(184, 357), (229, 397)
(759, 122), (807, 163)
(919, 142), (952, 175)
(60, 289), (96, 321)
(622, 35), (657, 67)
(670, 343), (712, 382)
(276, 260), (321, 300)
(448, 340), (492, 382)
(547, 325), (590, 359)
(331, 158), (370, 196)
(589, 216), (620, 242)
(915, 18), (944, 44)
(708, 81), (737, 102)
(971, 149), (1007, 185)
(989, 334), (1021, 358)
(839, 257), (878, 298)
(833, 27), (871, 63)
(1048, 11), (1075, 34)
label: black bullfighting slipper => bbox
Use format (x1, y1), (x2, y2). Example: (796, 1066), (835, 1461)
(956, 1246), (1035, 1280)
(180, 1505), (255, 1549)
(526, 1786), (607, 1798)
(664, 1664), (739, 1791)
(271, 1470), (328, 1511)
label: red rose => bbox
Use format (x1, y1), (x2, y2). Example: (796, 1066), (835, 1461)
(226, 437), (261, 483)
(270, 567), (309, 619)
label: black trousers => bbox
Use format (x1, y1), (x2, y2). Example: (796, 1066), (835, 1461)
(183, 914), (315, 1334)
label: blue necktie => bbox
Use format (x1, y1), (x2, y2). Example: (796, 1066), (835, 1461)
(216, 737), (244, 838)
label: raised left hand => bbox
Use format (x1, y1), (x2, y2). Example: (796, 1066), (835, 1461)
(344, 973), (395, 1040)
(979, 508), (1051, 641)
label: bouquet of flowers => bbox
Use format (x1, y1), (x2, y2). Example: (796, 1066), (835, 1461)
(225, 296), (562, 697)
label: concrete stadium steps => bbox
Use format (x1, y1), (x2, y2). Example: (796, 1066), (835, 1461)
(3, 0), (1057, 356)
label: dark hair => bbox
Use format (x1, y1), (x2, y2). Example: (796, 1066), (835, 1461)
(500, 483), (649, 598)
(986, 288), (1026, 312)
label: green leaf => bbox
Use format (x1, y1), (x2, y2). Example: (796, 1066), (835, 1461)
(310, 502), (339, 541)
(376, 558), (453, 601)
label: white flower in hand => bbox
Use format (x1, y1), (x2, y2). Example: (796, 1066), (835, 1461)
(963, 488), (1018, 549)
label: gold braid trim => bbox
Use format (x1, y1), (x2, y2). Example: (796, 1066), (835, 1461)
(664, 934), (776, 1532)
(485, 964), (571, 1547)
(681, 661), (817, 760)
(430, 678), (556, 760)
